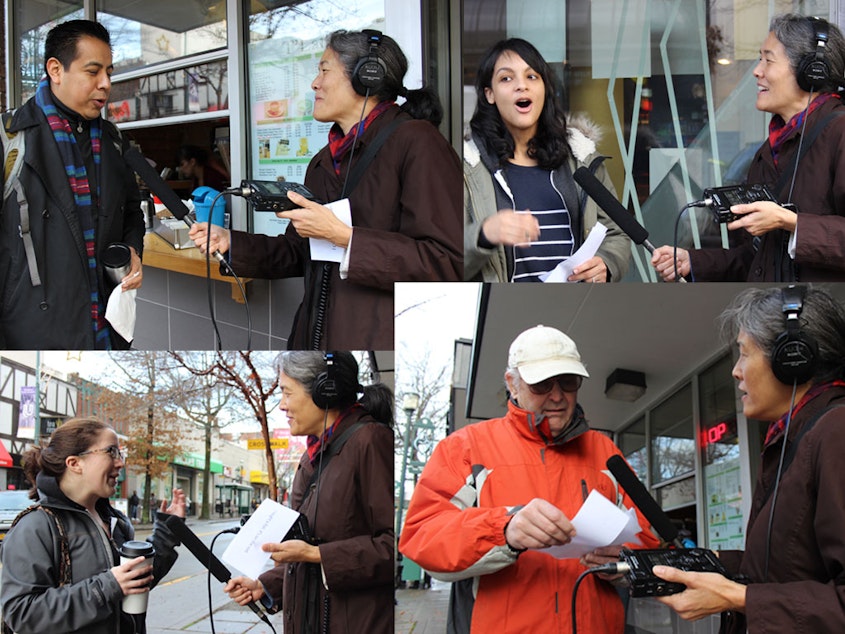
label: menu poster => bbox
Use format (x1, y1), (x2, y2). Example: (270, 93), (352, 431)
(705, 457), (744, 550)
(249, 38), (332, 236)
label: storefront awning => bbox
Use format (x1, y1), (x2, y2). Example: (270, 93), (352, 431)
(0, 441), (13, 468)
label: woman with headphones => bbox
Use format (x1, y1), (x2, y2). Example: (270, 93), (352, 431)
(189, 30), (462, 350)
(653, 285), (845, 633)
(652, 14), (845, 282)
(223, 351), (394, 634)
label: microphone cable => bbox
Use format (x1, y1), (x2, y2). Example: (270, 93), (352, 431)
(763, 379), (799, 582)
(201, 189), (252, 351)
(672, 202), (702, 282)
(571, 562), (631, 634)
(207, 529), (278, 634)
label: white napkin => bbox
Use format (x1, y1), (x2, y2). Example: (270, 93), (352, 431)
(105, 286), (137, 343)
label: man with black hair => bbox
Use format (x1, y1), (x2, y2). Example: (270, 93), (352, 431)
(0, 19), (144, 349)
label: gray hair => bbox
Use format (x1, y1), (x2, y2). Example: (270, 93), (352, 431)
(326, 30), (407, 101)
(770, 13), (845, 93)
(274, 351), (326, 392)
(718, 285), (845, 382)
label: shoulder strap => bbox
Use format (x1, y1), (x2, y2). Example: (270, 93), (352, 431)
(305, 421), (366, 491)
(773, 110), (845, 198)
(341, 118), (406, 198)
(9, 505), (72, 585)
(1, 110), (25, 200)
(0, 110), (41, 288)
(760, 403), (845, 507)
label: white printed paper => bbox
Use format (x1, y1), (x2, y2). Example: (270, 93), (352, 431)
(221, 499), (301, 579)
(539, 490), (642, 559)
(309, 198), (352, 263)
(540, 222), (608, 283)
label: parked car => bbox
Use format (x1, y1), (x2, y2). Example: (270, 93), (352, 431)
(0, 490), (33, 542)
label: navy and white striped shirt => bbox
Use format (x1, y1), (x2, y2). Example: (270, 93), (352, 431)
(506, 163), (574, 282)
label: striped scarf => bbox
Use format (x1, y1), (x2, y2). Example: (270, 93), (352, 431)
(328, 100), (394, 175)
(35, 77), (109, 349)
(767, 93), (839, 167)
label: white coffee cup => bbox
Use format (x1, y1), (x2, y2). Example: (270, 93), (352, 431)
(119, 540), (155, 614)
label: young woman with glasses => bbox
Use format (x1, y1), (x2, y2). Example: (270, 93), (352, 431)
(0, 417), (186, 634)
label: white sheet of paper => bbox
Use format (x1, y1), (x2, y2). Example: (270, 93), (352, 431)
(540, 222), (608, 283)
(309, 198), (352, 263)
(104, 287), (136, 343)
(221, 499), (301, 579)
(540, 490), (642, 559)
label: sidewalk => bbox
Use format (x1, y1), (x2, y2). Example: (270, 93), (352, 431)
(395, 578), (450, 634)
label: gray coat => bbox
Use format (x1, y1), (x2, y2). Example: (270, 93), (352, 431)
(464, 117), (631, 282)
(0, 474), (180, 634)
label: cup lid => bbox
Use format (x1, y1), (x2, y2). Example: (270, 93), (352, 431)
(120, 540), (155, 557)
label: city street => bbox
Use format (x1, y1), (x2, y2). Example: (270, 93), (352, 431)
(0, 517), (283, 634)
(141, 518), (283, 634)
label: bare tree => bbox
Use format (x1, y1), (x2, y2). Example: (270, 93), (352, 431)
(172, 351), (280, 501)
(95, 351), (191, 523)
(166, 352), (236, 519)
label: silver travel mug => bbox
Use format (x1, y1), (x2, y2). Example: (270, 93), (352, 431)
(102, 242), (132, 285)
(119, 540), (155, 614)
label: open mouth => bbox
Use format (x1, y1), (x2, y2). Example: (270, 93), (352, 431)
(515, 98), (532, 111)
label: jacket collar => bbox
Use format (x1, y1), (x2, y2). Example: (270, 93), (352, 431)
(36, 470), (117, 521)
(506, 398), (589, 446)
(464, 116), (601, 172)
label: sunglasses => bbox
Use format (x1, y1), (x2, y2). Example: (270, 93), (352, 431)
(526, 374), (583, 395)
(78, 445), (127, 461)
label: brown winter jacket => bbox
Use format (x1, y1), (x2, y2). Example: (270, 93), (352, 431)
(227, 105), (462, 349)
(689, 96), (845, 281)
(719, 385), (845, 633)
(258, 406), (394, 634)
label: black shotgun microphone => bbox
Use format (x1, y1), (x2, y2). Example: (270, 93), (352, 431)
(160, 513), (269, 624)
(606, 455), (684, 549)
(573, 167), (655, 253)
(124, 147), (225, 264)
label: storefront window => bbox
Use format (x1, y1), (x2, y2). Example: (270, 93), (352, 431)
(619, 416), (647, 482)
(462, 0), (835, 280)
(108, 61), (228, 123)
(15, 2), (85, 103)
(650, 383), (695, 484)
(700, 354), (745, 550)
(97, 0), (227, 73)
(245, 0), (384, 235)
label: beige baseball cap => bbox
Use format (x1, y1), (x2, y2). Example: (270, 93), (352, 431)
(508, 325), (589, 384)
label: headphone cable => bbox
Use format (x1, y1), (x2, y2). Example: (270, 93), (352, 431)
(785, 90), (815, 205)
(763, 379), (798, 582)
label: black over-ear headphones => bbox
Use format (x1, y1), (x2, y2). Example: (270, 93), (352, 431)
(311, 352), (362, 409)
(771, 285), (819, 384)
(796, 17), (831, 92)
(352, 29), (387, 96)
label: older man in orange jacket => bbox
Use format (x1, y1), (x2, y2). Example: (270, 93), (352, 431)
(399, 325), (660, 633)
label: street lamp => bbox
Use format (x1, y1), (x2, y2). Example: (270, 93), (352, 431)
(396, 392), (420, 537)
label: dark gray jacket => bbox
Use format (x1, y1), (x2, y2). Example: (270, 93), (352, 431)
(0, 473), (180, 634)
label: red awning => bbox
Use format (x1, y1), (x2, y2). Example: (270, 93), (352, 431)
(0, 441), (13, 468)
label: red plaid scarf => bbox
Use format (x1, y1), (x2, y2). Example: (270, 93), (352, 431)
(767, 93), (839, 167)
(306, 404), (361, 464)
(764, 380), (845, 447)
(328, 100), (394, 175)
